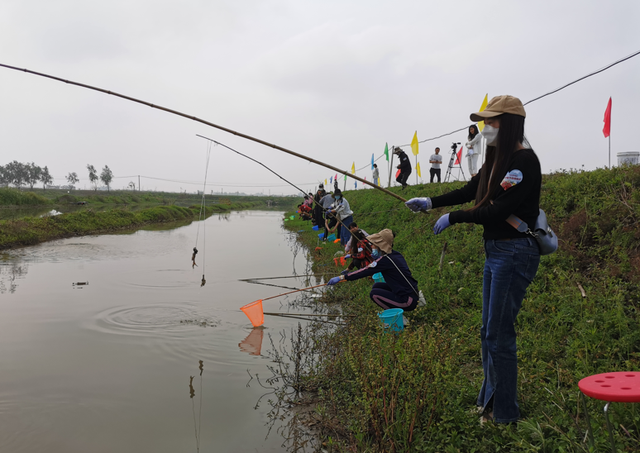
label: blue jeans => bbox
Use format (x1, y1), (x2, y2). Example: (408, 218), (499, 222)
(477, 238), (540, 423)
(339, 215), (353, 246)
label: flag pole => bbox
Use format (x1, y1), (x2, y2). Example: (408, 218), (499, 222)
(609, 136), (611, 168)
(415, 155), (418, 185)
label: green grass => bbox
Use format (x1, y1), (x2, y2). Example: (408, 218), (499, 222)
(1, 187), (299, 210)
(0, 188), (51, 206)
(0, 202), (260, 249)
(283, 165), (640, 452)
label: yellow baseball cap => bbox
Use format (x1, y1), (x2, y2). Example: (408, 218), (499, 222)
(470, 95), (526, 122)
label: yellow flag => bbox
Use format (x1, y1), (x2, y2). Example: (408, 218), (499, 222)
(477, 94), (488, 132)
(416, 161), (422, 178)
(411, 131), (419, 156)
(325, 179), (327, 186)
(351, 162), (355, 174)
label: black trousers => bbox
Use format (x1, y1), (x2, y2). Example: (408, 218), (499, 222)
(430, 168), (441, 183)
(396, 170), (411, 186)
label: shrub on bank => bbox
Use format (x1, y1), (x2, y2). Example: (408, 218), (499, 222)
(0, 188), (51, 206)
(1, 205), (204, 249)
(286, 166), (640, 452)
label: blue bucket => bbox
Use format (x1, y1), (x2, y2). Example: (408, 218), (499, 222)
(372, 272), (385, 283)
(312, 225), (319, 231)
(327, 233), (336, 241)
(318, 233), (324, 239)
(378, 308), (404, 332)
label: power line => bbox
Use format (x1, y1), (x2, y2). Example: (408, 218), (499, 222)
(50, 175), (317, 188)
(386, 49), (640, 151)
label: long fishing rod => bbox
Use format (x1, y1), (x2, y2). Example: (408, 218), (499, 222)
(196, 134), (309, 196)
(196, 134), (370, 250)
(0, 63), (407, 203)
(262, 283), (327, 301)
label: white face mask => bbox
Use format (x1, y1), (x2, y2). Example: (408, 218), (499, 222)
(481, 124), (499, 146)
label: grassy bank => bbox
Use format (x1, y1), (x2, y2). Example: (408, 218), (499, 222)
(0, 203), (246, 249)
(284, 166), (640, 452)
(0, 187), (298, 209)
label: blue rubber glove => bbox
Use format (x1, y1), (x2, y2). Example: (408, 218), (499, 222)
(433, 213), (451, 235)
(340, 269), (350, 275)
(327, 276), (341, 286)
(344, 254), (351, 259)
(405, 197), (432, 212)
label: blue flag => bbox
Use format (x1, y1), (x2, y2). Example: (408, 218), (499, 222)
(330, 176), (333, 184)
(371, 153), (374, 170)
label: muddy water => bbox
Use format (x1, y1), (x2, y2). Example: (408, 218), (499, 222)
(0, 211), (322, 452)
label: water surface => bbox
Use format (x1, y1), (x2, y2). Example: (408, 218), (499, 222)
(0, 211), (321, 452)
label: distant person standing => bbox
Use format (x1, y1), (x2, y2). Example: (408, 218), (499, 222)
(330, 189), (353, 247)
(429, 147), (443, 183)
(466, 125), (482, 177)
(394, 147), (411, 189)
(319, 190), (335, 240)
(372, 164), (380, 186)
(313, 184), (326, 227)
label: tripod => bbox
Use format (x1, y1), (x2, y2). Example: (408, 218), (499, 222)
(444, 142), (466, 182)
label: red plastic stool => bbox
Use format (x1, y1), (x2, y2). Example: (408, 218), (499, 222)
(578, 372), (640, 452)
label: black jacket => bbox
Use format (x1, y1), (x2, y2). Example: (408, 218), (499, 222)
(430, 148), (541, 240)
(397, 151), (411, 173)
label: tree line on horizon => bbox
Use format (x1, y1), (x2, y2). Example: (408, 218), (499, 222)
(0, 161), (115, 191)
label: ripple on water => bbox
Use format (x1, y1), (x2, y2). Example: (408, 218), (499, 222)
(91, 304), (220, 338)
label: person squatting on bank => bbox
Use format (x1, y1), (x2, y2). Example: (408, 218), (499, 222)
(327, 229), (420, 312)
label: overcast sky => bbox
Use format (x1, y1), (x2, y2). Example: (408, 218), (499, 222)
(1, 0), (638, 195)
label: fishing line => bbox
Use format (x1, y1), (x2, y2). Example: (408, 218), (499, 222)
(193, 141), (212, 286)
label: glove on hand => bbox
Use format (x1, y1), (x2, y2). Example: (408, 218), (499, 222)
(340, 269), (350, 275)
(405, 197), (432, 212)
(344, 254), (351, 259)
(433, 213), (451, 235)
(327, 276), (341, 286)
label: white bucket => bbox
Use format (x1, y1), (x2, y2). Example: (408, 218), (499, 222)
(617, 152), (640, 166)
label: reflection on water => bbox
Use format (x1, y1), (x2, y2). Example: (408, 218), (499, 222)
(0, 210), (319, 453)
(239, 327), (265, 356)
(189, 360), (204, 453)
(0, 259), (28, 294)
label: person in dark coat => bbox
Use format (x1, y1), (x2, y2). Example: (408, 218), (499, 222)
(394, 147), (412, 189)
(327, 229), (420, 312)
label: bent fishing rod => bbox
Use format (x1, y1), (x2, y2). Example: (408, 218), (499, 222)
(196, 134), (369, 249)
(0, 63), (407, 203)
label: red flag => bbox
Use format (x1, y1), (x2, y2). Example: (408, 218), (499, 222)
(395, 169), (401, 178)
(454, 146), (463, 165)
(603, 97), (612, 138)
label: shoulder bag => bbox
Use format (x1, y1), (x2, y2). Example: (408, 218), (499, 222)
(506, 209), (558, 255)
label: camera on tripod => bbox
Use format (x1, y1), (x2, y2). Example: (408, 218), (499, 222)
(450, 142), (461, 152)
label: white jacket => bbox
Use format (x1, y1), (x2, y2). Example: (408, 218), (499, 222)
(465, 134), (482, 157)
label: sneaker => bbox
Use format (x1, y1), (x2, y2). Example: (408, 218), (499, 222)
(479, 411), (493, 426)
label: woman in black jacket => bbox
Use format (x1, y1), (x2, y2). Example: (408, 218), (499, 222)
(405, 95), (541, 425)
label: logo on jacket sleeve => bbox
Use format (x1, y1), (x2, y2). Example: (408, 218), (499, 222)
(500, 170), (523, 190)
